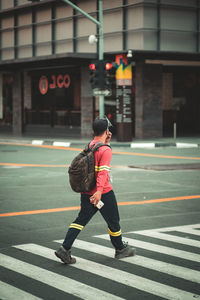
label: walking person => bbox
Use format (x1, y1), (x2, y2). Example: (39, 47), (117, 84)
(55, 117), (136, 264)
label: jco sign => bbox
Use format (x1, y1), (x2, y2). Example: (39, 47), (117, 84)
(39, 74), (71, 95)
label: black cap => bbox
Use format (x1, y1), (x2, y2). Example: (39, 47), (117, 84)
(93, 116), (113, 136)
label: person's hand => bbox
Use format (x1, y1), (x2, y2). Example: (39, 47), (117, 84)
(105, 131), (112, 144)
(90, 191), (102, 206)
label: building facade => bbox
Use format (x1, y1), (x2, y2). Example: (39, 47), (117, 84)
(0, 0), (199, 139)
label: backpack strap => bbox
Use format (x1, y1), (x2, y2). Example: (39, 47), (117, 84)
(93, 143), (111, 152)
(85, 142), (111, 152)
(84, 142), (97, 152)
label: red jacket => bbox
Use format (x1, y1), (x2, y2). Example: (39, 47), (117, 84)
(85, 139), (113, 195)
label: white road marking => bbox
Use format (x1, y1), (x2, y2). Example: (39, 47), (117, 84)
(0, 281), (42, 300)
(133, 223), (200, 233)
(56, 239), (200, 284)
(176, 228), (200, 236)
(96, 234), (200, 263)
(14, 243), (199, 300)
(0, 253), (123, 300)
(134, 223), (200, 237)
(130, 231), (200, 248)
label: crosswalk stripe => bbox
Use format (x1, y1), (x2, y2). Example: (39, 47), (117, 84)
(0, 253), (123, 300)
(54, 239), (200, 284)
(96, 234), (200, 263)
(0, 281), (42, 300)
(130, 231), (200, 248)
(14, 243), (199, 300)
(135, 223), (200, 233)
(136, 223), (200, 237)
(176, 228), (200, 236)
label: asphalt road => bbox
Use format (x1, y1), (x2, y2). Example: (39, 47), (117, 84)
(0, 142), (200, 300)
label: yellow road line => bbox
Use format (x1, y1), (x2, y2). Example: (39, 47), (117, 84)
(0, 195), (199, 218)
(0, 162), (69, 167)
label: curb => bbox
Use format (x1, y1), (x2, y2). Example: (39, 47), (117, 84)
(131, 142), (200, 149)
(31, 140), (200, 149)
(0, 138), (199, 149)
(32, 140), (71, 147)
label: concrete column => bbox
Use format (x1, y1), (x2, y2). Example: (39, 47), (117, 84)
(81, 65), (93, 138)
(24, 72), (31, 109)
(13, 72), (23, 135)
(135, 62), (163, 139)
(0, 74), (3, 119)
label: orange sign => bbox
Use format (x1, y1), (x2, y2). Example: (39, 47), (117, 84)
(115, 54), (132, 86)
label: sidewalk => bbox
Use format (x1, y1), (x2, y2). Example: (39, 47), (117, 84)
(0, 126), (200, 148)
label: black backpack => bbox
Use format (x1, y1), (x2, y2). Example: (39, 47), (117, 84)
(68, 142), (110, 193)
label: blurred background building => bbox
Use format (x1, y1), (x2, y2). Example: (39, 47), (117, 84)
(0, 0), (199, 139)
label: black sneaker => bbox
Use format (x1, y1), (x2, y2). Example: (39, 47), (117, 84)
(115, 242), (136, 259)
(55, 246), (76, 264)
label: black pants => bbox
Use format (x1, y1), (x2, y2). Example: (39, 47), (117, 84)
(63, 190), (124, 250)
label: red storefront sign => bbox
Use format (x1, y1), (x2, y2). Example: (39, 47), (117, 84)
(39, 74), (71, 95)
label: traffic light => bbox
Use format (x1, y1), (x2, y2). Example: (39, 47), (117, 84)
(89, 60), (101, 89)
(103, 61), (116, 89)
(89, 62), (96, 89)
(89, 60), (116, 90)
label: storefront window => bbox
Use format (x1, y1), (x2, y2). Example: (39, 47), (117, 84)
(173, 69), (200, 134)
(26, 69), (80, 127)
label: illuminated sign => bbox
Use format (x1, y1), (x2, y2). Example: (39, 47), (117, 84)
(39, 74), (71, 95)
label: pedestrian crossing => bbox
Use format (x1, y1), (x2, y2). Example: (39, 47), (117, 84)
(0, 281), (42, 300)
(0, 223), (200, 300)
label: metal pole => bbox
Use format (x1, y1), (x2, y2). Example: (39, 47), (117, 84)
(98, 0), (104, 118)
(173, 122), (176, 141)
(61, 0), (105, 118)
(98, 0), (103, 61)
(62, 0), (100, 26)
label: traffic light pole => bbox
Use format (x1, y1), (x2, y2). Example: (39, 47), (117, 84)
(98, 0), (104, 118)
(62, 0), (105, 118)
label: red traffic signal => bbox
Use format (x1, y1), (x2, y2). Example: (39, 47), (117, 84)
(89, 63), (96, 71)
(105, 62), (113, 70)
(89, 60), (116, 89)
(89, 61), (100, 88)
